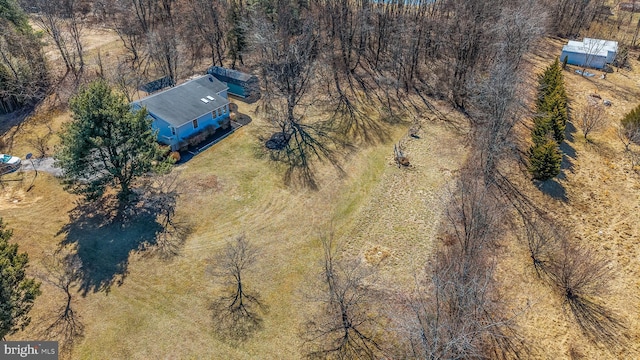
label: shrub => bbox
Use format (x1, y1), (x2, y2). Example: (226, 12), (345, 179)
(621, 103), (640, 141)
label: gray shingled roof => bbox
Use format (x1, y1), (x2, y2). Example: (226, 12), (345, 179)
(134, 75), (229, 127)
(207, 66), (256, 83)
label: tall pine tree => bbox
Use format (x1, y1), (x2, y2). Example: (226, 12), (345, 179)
(529, 59), (566, 181)
(529, 139), (562, 180)
(55, 80), (171, 205)
(621, 103), (640, 131)
(621, 103), (640, 144)
(0, 219), (41, 340)
(535, 58), (568, 144)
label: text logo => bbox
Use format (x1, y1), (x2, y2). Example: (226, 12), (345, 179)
(1, 342), (58, 359)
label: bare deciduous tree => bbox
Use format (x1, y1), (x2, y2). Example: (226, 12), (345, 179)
(303, 235), (384, 360)
(616, 124), (640, 169)
(391, 175), (525, 359)
(545, 0), (605, 37)
(578, 103), (606, 140)
(32, 0), (85, 78)
(523, 217), (562, 278)
(146, 26), (180, 85)
(26, 123), (54, 159)
(181, 0), (226, 66)
(110, 60), (145, 103)
(208, 235), (265, 341)
(469, 1), (546, 182)
(254, 13), (344, 188)
(547, 241), (626, 347)
(392, 260), (525, 359)
(139, 173), (191, 260)
(111, 1), (147, 69)
(0, 4), (48, 114)
(38, 249), (84, 351)
(618, 122), (640, 150)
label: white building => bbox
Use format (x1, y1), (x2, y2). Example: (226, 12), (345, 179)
(560, 38), (618, 70)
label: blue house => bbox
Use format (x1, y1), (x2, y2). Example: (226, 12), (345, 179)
(132, 75), (231, 151)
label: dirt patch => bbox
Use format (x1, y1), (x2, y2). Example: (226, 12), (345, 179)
(183, 174), (222, 193)
(0, 186), (27, 208)
(363, 245), (391, 265)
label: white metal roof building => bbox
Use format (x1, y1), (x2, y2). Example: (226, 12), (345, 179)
(560, 38), (618, 69)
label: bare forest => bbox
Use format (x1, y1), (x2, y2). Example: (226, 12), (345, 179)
(1, 0), (639, 359)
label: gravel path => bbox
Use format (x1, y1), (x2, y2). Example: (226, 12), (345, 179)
(20, 157), (63, 177)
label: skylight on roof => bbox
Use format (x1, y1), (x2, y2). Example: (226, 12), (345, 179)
(206, 95), (215, 101)
(200, 98), (209, 103)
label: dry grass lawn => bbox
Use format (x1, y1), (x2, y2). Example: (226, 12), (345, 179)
(494, 37), (640, 359)
(2, 88), (468, 359)
(4, 18), (640, 360)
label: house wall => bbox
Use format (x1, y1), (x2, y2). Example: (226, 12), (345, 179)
(134, 100), (231, 151)
(227, 83), (246, 97)
(560, 51), (607, 69)
(171, 104), (230, 150)
(132, 103), (175, 148)
(151, 116), (175, 146)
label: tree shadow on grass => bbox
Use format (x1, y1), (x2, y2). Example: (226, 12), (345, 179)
(559, 122), (578, 181)
(0, 108), (32, 152)
(565, 119), (577, 144)
(560, 141), (577, 162)
(56, 185), (185, 295)
(536, 179), (568, 202)
(558, 151), (574, 182)
(209, 295), (267, 344)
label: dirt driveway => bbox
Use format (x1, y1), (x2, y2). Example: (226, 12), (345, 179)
(20, 157), (63, 177)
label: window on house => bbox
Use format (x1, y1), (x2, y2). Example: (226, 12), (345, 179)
(170, 127), (176, 135)
(193, 119), (199, 129)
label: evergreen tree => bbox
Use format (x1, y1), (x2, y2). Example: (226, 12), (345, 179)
(0, 218), (41, 340)
(531, 114), (554, 146)
(55, 80), (171, 205)
(0, 0), (48, 113)
(621, 103), (640, 131)
(529, 139), (562, 181)
(542, 91), (568, 143)
(529, 59), (568, 181)
(0, 0), (28, 30)
(227, 1), (247, 69)
(537, 58), (562, 108)
(621, 103), (640, 144)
